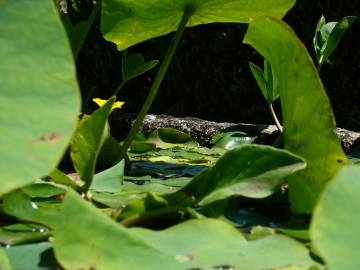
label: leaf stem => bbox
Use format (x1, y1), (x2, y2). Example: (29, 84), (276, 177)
(117, 7), (194, 160)
(113, 80), (126, 97)
(269, 103), (283, 133)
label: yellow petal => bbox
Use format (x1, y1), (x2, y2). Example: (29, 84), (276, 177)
(93, 98), (125, 111)
(92, 98), (107, 107)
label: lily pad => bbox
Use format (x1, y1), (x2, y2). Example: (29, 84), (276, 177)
(53, 189), (318, 269)
(101, 0), (296, 50)
(0, 247), (13, 270)
(0, 0), (80, 195)
(5, 242), (57, 270)
(311, 165), (360, 270)
(244, 17), (347, 213)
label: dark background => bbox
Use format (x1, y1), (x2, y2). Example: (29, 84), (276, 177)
(75, 0), (360, 131)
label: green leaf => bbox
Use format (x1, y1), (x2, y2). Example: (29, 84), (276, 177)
(319, 16), (357, 66)
(311, 165), (360, 270)
(53, 189), (318, 269)
(212, 131), (254, 149)
(244, 17), (347, 213)
(2, 191), (61, 229)
(22, 183), (65, 198)
(0, 247), (13, 270)
(5, 242), (57, 270)
(101, 0), (296, 50)
(48, 168), (80, 189)
(0, 225), (51, 246)
(179, 144), (305, 206)
(148, 128), (198, 147)
(90, 160), (125, 193)
(122, 52), (159, 82)
(249, 62), (270, 101)
(313, 15), (326, 59)
(70, 97), (116, 191)
(0, 0), (80, 196)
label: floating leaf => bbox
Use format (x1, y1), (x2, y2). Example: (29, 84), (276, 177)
(90, 160), (125, 193)
(0, 0), (80, 196)
(101, 0), (296, 50)
(244, 17), (347, 213)
(5, 242), (57, 270)
(2, 191), (61, 229)
(22, 183), (65, 198)
(0, 225), (51, 246)
(70, 97), (115, 190)
(211, 131), (254, 150)
(53, 189), (318, 269)
(311, 165), (360, 270)
(179, 144), (305, 206)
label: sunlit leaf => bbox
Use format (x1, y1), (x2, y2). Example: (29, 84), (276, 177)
(0, 0), (80, 196)
(70, 97), (115, 190)
(179, 144), (305, 206)
(101, 0), (296, 50)
(53, 189), (318, 269)
(244, 17), (347, 213)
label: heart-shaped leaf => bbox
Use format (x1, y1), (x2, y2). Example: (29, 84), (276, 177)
(311, 165), (360, 270)
(101, 0), (296, 50)
(244, 17), (347, 213)
(0, 0), (80, 196)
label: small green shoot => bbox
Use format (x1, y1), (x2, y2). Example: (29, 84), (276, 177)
(249, 60), (282, 132)
(313, 15), (357, 70)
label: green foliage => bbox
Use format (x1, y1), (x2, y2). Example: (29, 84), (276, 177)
(313, 15), (357, 69)
(249, 60), (279, 104)
(0, 0), (80, 196)
(52, 189), (317, 270)
(70, 98), (115, 191)
(0, 0), (357, 268)
(180, 145), (306, 206)
(244, 17), (348, 213)
(101, 0), (296, 50)
(311, 165), (360, 270)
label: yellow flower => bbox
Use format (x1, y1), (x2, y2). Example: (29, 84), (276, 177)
(93, 98), (125, 111)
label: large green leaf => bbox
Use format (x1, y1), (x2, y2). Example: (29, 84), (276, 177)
(244, 17), (347, 213)
(101, 0), (296, 50)
(53, 189), (318, 269)
(0, 1), (80, 195)
(70, 98), (115, 190)
(180, 144), (305, 206)
(311, 165), (360, 270)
